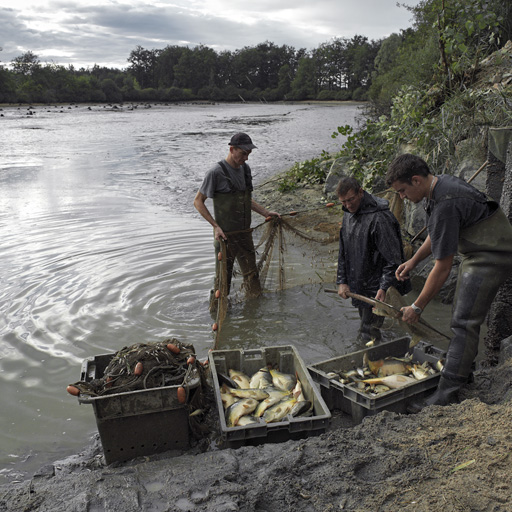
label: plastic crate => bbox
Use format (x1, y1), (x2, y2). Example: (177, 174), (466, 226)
(308, 338), (446, 424)
(78, 352), (200, 464)
(209, 345), (331, 447)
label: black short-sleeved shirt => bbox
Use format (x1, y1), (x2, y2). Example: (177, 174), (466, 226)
(199, 160), (253, 198)
(426, 175), (491, 260)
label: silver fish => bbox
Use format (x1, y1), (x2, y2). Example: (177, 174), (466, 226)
(225, 398), (259, 427)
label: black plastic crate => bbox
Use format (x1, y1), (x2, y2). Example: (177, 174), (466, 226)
(78, 352), (200, 464)
(209, 345), (331, 447)
(308, 338), (446, 424)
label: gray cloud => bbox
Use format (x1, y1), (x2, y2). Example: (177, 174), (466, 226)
(0, 1), (418, 69)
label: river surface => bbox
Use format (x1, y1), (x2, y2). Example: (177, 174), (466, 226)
(0, 102), (451, 483)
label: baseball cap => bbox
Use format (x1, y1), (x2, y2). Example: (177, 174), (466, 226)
(228, 132), (257, 150)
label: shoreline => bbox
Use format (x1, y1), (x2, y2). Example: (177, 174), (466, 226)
(0, 99), (365, 108)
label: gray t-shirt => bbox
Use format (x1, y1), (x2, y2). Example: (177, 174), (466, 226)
(199, 159), (253, 198)
(426, 174), (490, 259)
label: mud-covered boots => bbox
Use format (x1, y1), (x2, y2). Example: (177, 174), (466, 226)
(407, 375), (465, 414)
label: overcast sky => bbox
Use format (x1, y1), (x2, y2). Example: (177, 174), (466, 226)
(1, 0), (420, 70)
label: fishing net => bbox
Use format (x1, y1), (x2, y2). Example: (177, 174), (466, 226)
(70, 339), (203, 396)
(209, 189), (411, 348)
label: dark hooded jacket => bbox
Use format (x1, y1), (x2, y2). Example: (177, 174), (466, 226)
(336, 191), (411, 308)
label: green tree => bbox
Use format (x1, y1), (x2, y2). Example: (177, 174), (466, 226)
(155, 45), (185, 88)
(289, 56), (317, 100)
(173, 45), (217, 93)
(344, 35), (379, 91)
(11, 51), (40, 76)
(100, 78), (122, 102)
(127, 46), (161, 89)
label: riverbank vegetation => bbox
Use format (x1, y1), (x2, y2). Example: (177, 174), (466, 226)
(277, 0), (512, 190)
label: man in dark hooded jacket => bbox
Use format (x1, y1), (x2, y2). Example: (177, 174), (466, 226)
(336, 177), (411, 341)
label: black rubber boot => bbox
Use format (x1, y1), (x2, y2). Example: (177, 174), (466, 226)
(407, 376), (464, 414)
(358, 305), (383, 342)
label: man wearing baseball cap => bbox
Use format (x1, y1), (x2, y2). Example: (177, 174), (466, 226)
(194, 133), (280, 308)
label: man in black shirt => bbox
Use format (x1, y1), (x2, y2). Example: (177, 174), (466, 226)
(386, 153), (512, 411)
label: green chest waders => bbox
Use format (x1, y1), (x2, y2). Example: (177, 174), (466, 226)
(212, 188), (261, 298)
(408, 206), (512, 413)
(445, 205), (512, 381)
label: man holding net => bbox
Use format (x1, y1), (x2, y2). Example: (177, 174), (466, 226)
(194, 133), (280, 309)
(336, 177), (411, 341)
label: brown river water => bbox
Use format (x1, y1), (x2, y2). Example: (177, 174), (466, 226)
(0, 102), (453, 483)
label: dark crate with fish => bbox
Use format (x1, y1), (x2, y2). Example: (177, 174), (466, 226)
(209, 345), (331, 446)
(75, 340), (201, 464)
(308, 338), (446, 424)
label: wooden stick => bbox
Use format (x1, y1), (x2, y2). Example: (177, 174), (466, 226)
(324, 288), (451, 339)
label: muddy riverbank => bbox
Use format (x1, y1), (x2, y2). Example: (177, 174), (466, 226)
(1, 353), (511, 512)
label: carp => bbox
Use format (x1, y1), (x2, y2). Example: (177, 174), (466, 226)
(362, 374), (416, 389)
(372, 286), (451, 347)
(228, 369), (251, 389)
(249, 367), (273, 389)
(270, 369), (296, 392)
(220, 383), (238, 410)
(225, 387), (270, 400)
(225, 398), (259, 427)
(290, 400), (312, 417)
(363, 353), (411, 378)
(411, 362), (429, 380)
(237, 415), (260, 426)
(292, 377), (305, 401)
(262, 397), (297, 423)
(254, 388), (291, 417)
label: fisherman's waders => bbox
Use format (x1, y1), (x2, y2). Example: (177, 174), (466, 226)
(408, 205), (512, 413)
(210, 184), (261, 314)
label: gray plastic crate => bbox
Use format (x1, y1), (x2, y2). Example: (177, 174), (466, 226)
(209, 345), (331, 447)
(308, 338), (446, 424)
(79, 352), (200, 464)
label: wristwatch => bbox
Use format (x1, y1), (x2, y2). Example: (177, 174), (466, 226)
(410, 303), (422, 315)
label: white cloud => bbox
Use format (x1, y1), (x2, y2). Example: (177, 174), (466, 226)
(0, 0), (419, 69)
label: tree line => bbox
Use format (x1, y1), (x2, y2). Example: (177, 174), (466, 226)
(1, 0), (510, 110)
(0, 36), (380, 105)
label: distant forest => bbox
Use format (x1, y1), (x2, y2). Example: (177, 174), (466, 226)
(0, 36), (379, 105)
(1, 0), (511, 109)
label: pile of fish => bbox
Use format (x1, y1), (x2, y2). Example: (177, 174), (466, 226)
(326, 352), (444, 396)
(219, 367), (312, 427)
